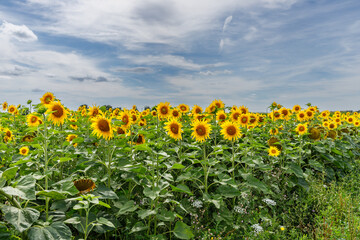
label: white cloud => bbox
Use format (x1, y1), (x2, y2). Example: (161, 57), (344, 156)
(243, 26), (258, 41)
(120, 54), (226, 71)
(0, 21), (38, 42)
(222, 15), (233, 32)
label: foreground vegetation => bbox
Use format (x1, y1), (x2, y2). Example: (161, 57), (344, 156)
(0, 93), (360, 239)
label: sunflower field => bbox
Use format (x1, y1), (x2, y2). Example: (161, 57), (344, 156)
(1, 93), (360, 239)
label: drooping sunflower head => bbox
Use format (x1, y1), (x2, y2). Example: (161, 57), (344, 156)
(2, 102), (8, 111)
(220, 121), (241, 141)
(308, 127), (321, 140)
(19, 146), (29, 156)
(26, 114), (41, 127)
(268, 146), (280, 157)
(296, 123), (308, 135)
(178, 104), (190, 113)
(157, 102), (171, 119)
(267, 137), (282, 150)
(40, 92), (55, 106)
(8, 105), (17, 115)
(46, 101), (69, 126)
(91, 116), (114, 140)
(73, 178), (96, 195)
(22, 135), (34, 142)
(164, 118), (183, 140)
(191, 119), (212, 142)
(327, 130), (337, 139)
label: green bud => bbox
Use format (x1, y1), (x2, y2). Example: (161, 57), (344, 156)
(27, 100), (32, 104)
(37, 106), (47, 114)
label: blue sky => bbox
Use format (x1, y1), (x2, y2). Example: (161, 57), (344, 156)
(1, 0), (360, 112)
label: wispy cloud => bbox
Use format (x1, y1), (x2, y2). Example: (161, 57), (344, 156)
(0, 21), (38, 42)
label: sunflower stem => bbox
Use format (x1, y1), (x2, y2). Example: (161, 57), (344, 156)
(43, 114), (50, 222)
(203, 141), (209, 194)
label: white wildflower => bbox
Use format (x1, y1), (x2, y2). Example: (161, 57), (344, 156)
(233, 206), (245, 214)
(262, 198), (276, 206)
(251, 224), (263, 235)
(192, 200), (203, 208)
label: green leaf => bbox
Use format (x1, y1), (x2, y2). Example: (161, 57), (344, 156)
(59, 157), (72, 163)
(171, 163), (185, 169)
(137, 209), (157, 219)
(309, 159), (323, 171)
(97, 217), (115, 228)
(331, 148), (343, 156)
(16, 175), (36, 200)
(144, 187), (160, 200)
(170, 184), (193, 196)
(117, 200), (138, 215)
(1, 186), (27, 199)
(71, 137), (84, 144)
(28, 222), (72, 240)
(2, 206), (40, 232)
(286, 163), (304, 178)
(134, 144), (152, 152)
(98, 201), (111, 208)
(242, 174), (270, 194)
(157, 210), (176, 222)
(93, 185), (118, 199)
(217, 185), (240, 198)
(1, 167), (18, 180)
(129, 222), (148, 234)
(10, 159), (32, 167)
(173, 222), (194, 239)
(36, 190), (68, 200)
(64, 217), (81, 224)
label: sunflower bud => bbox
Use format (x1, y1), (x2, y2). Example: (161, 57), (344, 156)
(37, 106), (47, 114)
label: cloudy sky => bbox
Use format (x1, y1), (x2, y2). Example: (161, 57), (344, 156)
(0, 0), (360, 112)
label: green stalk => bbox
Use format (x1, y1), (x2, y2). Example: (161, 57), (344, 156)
(203, 141), (209, 194)
(43, 114), (50, 221)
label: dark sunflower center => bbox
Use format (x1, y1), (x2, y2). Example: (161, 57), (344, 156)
(299, 126), (305, 131)
(170, 123), (179, 134)
(31, 117), (37, 123)
(181, 106), (186, 111)
(215, 103), (221, 108)
(329, 124), (335, 129)
(117, 128), (125, 134)
(250, 117), (256, 123)
(195, 108), (201, 114)
(241, 116), (248, 123)
(123, 116), (129, 124)
(132, 115), (137, 121)
(226, 126), (236, 136)
(6, 131), (11, 137)
(21, 149), (27, 154)
(196, 125), (206, 136)
(282, 110), (288, 116)
(233, 113), (240, 120)
(173, 111), (179, 117)
(300, 113), (305, 118)
(274, 113), (280, 118)
(306, 112), (313, 117)
(98, 119), (110, 132)
(271, 149), (277, 154)
(161, 107), (168, 114)
(240, 109), (246, 114)
(219, 115), (225, 120)
(52, 105), (64, 118)
(137, 135), (143, 143)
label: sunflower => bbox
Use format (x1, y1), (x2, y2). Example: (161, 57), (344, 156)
(297, 111), (307, 122)
(130, 112), (139, 123)
(134, 134), (145, 145)
(19, 146), (29, 156)
(328, 122), (337, 130)
(8, 105), (17, 115)
(270, 110), (281, 121)
(205, 103), (216, 114)
(239, 114), (250, 126)
(27, 114), (41, 127)
(354, 121), (360, 127)
(91, 116), (114, 140)
(230, 110), (242, 122)
(327, 130), (337, 139)
(40, 92), (55, 106)
(308, 127), (321, 140)
(269, 128), (279, 135)
(68, 118), (78, 130)
(3, 128), (14, 141)
(119, 110), (132, 129)
(347, 115), (355, 124)
(280, 108), (291, 120)
(170, 108), (182, 119)
(216, 110), (227, 124)
(305, 109), (314, 120)
(164, 118), (183, 140)
(238, 106), (249, 114)
(73, 179), (96, 195)
(248, 113), (258, 126)
(116, 126), (129, 136)
(320, 110), (330, 119)
(88, 105), (101, 118)
(138, 118), (147, 127)
(22, 135), (34, 142)
(267, 137), (282, 151)
(296, 123), (307, 135)
(151, 110), (157, 117)
(46, 101), (69, 126)
(268, 146), (280, 157)
(292, 105), (301, 112)
(2, 102), (8, 111)
(191, 119), (211, 142)
(157, 102), (171, 119)
(178, 104), (190, 113)
(192, 105), (203, 115)
(220, 121), (241, 141)
(66, 134), (78, 142)
(212, 99), (225, 110)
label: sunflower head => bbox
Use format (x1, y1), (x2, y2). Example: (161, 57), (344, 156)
(268, 146), (280, 156)
(239, 114), (250, 126)
(296, 123), (308, 135)
(178, 104), (190, 113)
(191, 119), (211, 142)
(27, 114), (41, 127)
(8, 105), (17, 115)
(2, 102), (8, 111)
(327, 130), (337, 139)
(40, 92), (55, 106)
(171, 108), (182, 119)
(292, 105), (301, 112)
(91, 116), (114, 140)
(220, 121), (241, 141)
(157, 102), (171, 119)
(216, 110), (227, 124)
(192, 105), (203, 115)
(73, 178), (96, 195)
(308, 127), (321, 140)
(164, 118), (183, 140)
(267, 137), (282, 150)
(119, 110), (132, 129)
(19, 146), (29, 156)
(46, 101), (69, 126)
(88, 105), (101, 118)
(134, 134), (145, 145)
